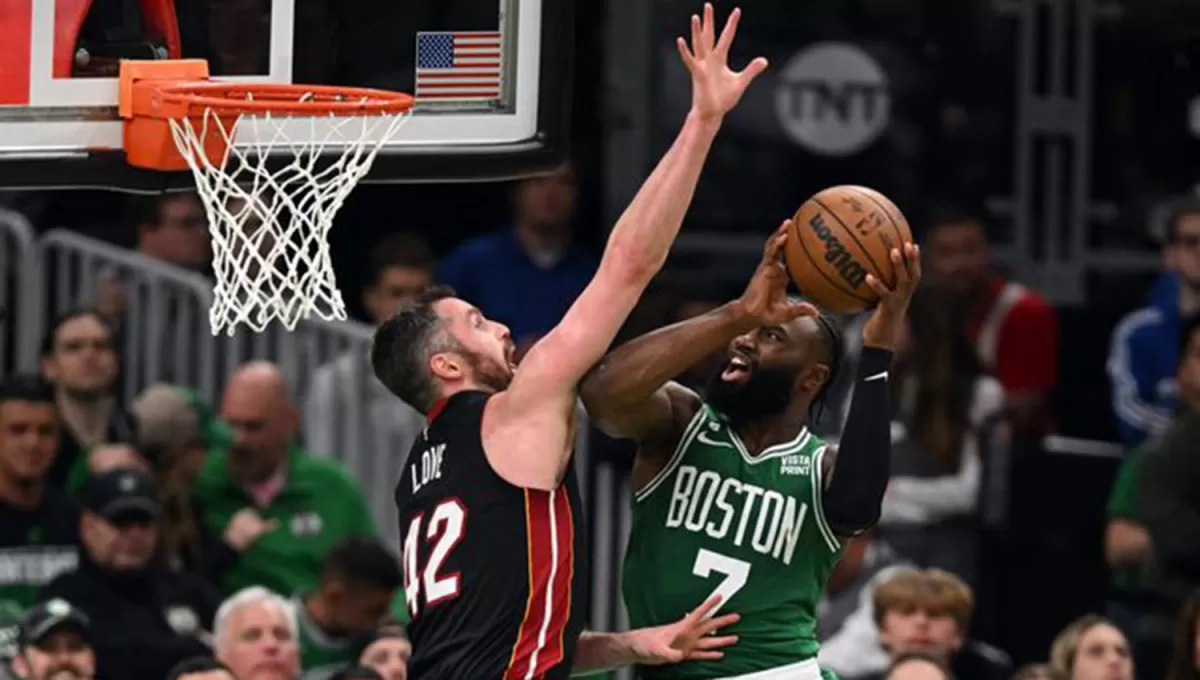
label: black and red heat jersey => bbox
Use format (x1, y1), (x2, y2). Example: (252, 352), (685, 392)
(395, 390), (589, 679)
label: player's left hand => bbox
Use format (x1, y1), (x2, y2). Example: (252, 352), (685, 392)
(862, 242), (921, 350)
(630, 596), (740, 665)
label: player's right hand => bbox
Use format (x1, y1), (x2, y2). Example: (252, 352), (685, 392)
(734, 220), (818, 326)
(678, 4), (768, 122)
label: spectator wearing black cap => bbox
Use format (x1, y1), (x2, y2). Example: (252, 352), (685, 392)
(166, 656), (236, 680)
(357, 627), (409, 680)
(293, 538), (401, 679)
(37, 469), (221, 680)
(0, 376), (80, 611)
(11, 598), (95, 680)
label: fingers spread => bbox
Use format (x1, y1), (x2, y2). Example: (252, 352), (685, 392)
(686, 595), (723, 625)
(676, 37), (696, 71)
(694, 634), (739, 650)
(737, 57), (769, 86)
(715, 7), (741, 57)
(700, 612), (740, 636)
(686, 651), (726, 661)
(690, 14), (703, 57)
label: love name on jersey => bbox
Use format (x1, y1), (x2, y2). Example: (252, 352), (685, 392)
(665, 465), (807, 566)
(410, 443), (446, 494)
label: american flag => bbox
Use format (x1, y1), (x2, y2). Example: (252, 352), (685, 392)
(415, 31), (503, 101)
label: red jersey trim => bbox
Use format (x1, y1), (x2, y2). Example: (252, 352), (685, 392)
(504, 488), (574, 680)
(426, 398), (449, 424)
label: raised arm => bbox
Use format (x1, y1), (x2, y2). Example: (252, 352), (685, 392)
(581, 224), (815, 453)
(488, 5), (768, 487)
(822, 243), (920, 537)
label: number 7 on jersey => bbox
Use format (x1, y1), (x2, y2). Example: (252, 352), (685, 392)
(693, 548), (751, 617)
(403, 499), (468, 617)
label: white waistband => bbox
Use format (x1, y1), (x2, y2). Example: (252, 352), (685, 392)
(717, 657), (822, 680)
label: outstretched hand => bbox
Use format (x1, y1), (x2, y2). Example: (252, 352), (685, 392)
(736, 220), (818, 326)
(628, 596), (741, 666)
(678, 4), (768, 123)
(862, 242), (922, 350)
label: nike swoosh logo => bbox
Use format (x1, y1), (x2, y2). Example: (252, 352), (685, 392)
(865, 370), (889, 383)
(697, 431), (734, 448)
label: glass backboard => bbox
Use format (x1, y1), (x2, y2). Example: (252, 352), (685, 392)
(0, 0), (572, 191)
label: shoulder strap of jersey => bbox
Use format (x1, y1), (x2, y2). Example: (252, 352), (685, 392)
(632, 404), (709, 503)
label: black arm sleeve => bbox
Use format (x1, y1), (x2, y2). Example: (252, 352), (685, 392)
(822, 346), (894, 536)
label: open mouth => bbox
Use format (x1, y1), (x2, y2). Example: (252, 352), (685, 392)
(720, 355), (753, 383)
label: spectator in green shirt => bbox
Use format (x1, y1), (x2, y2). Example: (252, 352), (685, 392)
(294, 537), (401, 680)
(194, 362), (378, 599)
(1104, 312), (1200, 680)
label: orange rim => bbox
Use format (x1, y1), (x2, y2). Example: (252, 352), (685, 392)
(155, 82), (415, 117)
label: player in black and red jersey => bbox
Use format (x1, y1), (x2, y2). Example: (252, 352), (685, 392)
(372, 5), (768, 678)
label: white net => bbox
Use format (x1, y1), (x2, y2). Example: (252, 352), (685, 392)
(168, 105), (412, 336)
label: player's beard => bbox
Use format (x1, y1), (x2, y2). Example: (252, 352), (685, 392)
(705, 363), (794, 424)
(462, 349), (513, 392)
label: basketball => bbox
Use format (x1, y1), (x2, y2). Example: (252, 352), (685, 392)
(784, 185), (913, 312)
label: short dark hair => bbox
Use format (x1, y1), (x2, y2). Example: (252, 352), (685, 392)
(368, 233), (436, 287)
(39, 308), (115, 359)
(1167, 196), (1200, 243)
(371, 285), (459, 411)
(321, 537), (402, 592)
(886, 650), (955, 679)
(165, 656), (233, 680)
(0, 375), (54, 408)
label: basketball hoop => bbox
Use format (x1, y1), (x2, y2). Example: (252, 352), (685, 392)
(119, 60), (415, 335)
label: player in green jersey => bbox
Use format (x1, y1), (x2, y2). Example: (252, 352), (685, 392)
(582, 226), (920, 679)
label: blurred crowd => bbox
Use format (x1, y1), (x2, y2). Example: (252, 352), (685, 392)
(3, 1), (1200, 678)
(5, 156), (1200, 680)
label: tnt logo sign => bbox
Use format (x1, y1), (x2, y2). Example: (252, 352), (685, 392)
(774, 43), (891, 157)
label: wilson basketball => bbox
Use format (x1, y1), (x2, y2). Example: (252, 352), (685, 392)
(784, 185), (913, 312)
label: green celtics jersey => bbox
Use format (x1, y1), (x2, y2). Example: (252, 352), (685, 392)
(623, 403), (842, 679)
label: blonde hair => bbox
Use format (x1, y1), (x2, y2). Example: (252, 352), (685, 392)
(1049, 614), (1113, 676)
(872, 568), (975, 631)
(1011, 663), (1066, 680)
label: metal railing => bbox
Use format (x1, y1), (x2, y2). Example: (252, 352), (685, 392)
(0, 208), (38, 374)
(31, 230), (410, 547)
